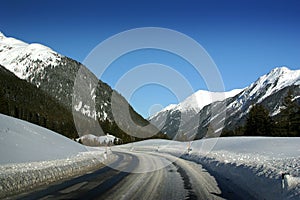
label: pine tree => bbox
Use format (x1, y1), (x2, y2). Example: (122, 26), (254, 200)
(282, 90), (293, 135)
(245, 104), (274, 136)
(280, 89), (300, 136)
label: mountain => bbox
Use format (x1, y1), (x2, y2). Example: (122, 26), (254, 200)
(150, 89), (243, 120)
(150, 67), (300, 140)
(0, 32), (95, 115)
(149, 89), (243, 138)
(221, 67), (300, 134)
(0, 32), (166, 143)
(0, 64), (79, 138)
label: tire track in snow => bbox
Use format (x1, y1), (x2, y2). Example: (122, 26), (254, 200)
(173, 162), (198, 200)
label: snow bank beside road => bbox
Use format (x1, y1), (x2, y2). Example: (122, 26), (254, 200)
(125, 137), (300, 199)
(0, 114), (111, 198)
(0, 114), (86, 164)
(182, 151), (299, 199)
(0, 151), (109, 198)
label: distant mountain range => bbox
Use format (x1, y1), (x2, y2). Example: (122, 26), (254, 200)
(150, 67), (300, 139)
(0, 32), (166, 143)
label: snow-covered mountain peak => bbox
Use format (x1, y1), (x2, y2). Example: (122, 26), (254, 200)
(150, 66), (300, 138)
(0, 32), (28, 46)
(161, 104), (177, 112)
(266, 66), (299, 80)
(0, 32), (62, 80)
(246, 67), (300, 102)
(228, 66), (300, 118)
(27, 43), (51, 51)
(177, 89), (243, 113)
(150, 88), (243, 120)
(0, 32), (5, 40)
(261, 66), (296, 83)
(269, 66), (290, 75)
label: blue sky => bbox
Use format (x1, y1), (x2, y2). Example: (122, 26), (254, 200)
(1, 0), (300, 118)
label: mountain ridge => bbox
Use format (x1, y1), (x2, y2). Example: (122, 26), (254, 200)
(150, 88), (243, 120)
(150, 66), (300, 139)
(0, 32), (167, 143)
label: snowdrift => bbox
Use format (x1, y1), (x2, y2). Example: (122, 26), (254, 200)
(123, 137), (300, 199)
(0, 114), (109, 198)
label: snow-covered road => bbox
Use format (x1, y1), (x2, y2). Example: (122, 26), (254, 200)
(106, 150), (253, 200)
(1, 115), (299, 199)
(17, 150), (251, 200)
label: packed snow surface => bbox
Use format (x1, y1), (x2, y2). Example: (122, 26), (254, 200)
(123, 137), (300, 199)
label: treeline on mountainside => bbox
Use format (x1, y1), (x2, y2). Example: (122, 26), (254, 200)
(222, 90), (300, 137)
(100, 119), (168, 144)
(0, 65), (168, 144)
(0, 65), (78, 139)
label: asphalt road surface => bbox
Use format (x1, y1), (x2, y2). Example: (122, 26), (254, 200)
(17, 150), (252, 200)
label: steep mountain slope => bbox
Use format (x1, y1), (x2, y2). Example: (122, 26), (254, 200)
(0, 65), (78, 138)
(0, 32), (99, 116)
(150, 89), (243, 120)
(0, 32), (165, 142)
(149, 89), (243, 138)
(225, 67), (300, 118)
(221, 67), (300, 134)
(150, 67), (300, 140)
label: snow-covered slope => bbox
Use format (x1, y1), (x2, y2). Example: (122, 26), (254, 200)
(149, 89), (243, 138)
(150, 66), (300, 139)
(0, 32), (61, 83)
(0, 113), (86, 164)
(150, 89), (243, 120)
(0, 32), (112, 121)
(228, 67), (300, 116)
(189, 66), (300, 138)
(0, 114), (111, 198)
(222, 67), (300, 129)
(0, 32), (162, 141)
(125, 137), (300, 199)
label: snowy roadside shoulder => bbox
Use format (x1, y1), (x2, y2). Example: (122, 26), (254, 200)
(164, 148), (300, 200)
(130, 138), (300, 200)
(185, 151), (300, 200)
(0, 150), (114, 199)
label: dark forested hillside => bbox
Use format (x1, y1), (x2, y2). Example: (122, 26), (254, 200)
(0, 33), (168, 144)
(0, 65), (78, 138)
(0, 65), (168, 143)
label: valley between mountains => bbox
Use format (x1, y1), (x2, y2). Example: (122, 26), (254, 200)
(0, 32), (300, 200)
(1, 32), (299, 142)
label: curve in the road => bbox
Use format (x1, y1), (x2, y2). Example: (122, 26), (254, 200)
(17, 152), (138, 200)
(15, 150), (252, 200)
(77, 152), (139, 199)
